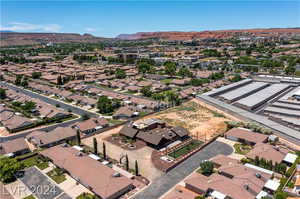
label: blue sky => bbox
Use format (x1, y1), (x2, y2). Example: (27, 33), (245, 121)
(1, 1), (299, 37)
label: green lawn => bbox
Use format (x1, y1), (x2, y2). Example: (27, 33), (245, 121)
(161, 79), (173, 84)
(108, 119), (124, 125)
(46, 168), (66, 184)
(233, 143), (252, 155)
(168, 140), (203, 159)
(19, 155), (49, 170)
(76, 193), (97, 199)
(23, 195), (35, 199)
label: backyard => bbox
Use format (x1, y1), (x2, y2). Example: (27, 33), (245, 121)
(233, 143), (253, 155)
(76, 193), (97, 199)
(16, 153), (49, 170)
(168, 140), (203, 159)
(46, 168), (66, 184)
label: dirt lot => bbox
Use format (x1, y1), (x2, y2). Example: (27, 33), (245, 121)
(144, 99), (239, 141)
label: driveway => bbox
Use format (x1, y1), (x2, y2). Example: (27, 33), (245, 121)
(131, 141), (233, 199)
(18, 167), (71, 199)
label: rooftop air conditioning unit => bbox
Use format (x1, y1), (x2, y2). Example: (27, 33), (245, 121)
(255, 173), (261, 178)
(76, 152), (83, 157)
(112, 172), (121, 177)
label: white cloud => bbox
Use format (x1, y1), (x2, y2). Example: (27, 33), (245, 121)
(85, 27), (97, 32)
(0, 22), (62, 32)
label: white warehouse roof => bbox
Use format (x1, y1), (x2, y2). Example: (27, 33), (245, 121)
(283, 153), (297, 164)
(264, 179), (280, 191)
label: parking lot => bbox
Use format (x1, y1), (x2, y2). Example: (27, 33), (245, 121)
(18, 167), (71, 199)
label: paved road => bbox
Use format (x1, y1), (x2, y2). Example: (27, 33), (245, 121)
(198, 95), (300, 146)
(132, 141), (233, 199)
(0, 81), (98, 118)
(0, 81), (94, 143)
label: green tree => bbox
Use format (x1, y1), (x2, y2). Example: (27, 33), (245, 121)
(93, 138), (98, 155)
(22, 101), (36, 111)
(57, 75), (63, 85)
(165, 91), (181, 107)
(164, 61), (177, 76)
(141, 86), (153, 97)
(76, 129), (81, 145)
(285, 66), (296, 75)
(254, 156), (260, 166)
(125, 154), (129, 171)
(103, 142), (107, 160)
(190, 78), (210, 86)
(15, 74), (23, 86)
(115, 68), (126, 79)
(135, 160), (139, 176)
(82, 114), (90, 121)
(178, 67), (192, 78)
(200, 161), (214, 175)
(138, 62), (151, 74)
(202, 49), (221, 57)
(32, 72), (42, 79)
(97, 96), (114, 114)
(194, 196), (205, 199)
(277, 163), (287, 175)
(230, 74), (242, 82)
(274, 192), (288, 199)
(261, 196), (272, 199)
(21, 78), (28, 87)
(0, 88), (6, 99)
(0, 157), (22, 183)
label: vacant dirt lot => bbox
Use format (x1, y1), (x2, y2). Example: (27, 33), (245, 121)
(144, 99), (238, 141)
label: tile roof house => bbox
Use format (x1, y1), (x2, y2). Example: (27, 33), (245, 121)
(0, 112), (34, 132)
(41, 145), (134, 199)
(113, 106), (137, 120)
(185, 161), (273, 199)
(225, 128), (268, 146)
(0, 138), (30, 157)
(72, 117), (109, 134)
(27, 127), (76, 148)
(246, 143), (289, 164)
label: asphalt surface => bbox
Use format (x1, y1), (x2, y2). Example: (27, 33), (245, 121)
(18, 167), (70, 199)
(132, 141), (233, 199)
(198, 95), (300, 146)
(0, 81), (90, 143)
(0, 81), (98, 118)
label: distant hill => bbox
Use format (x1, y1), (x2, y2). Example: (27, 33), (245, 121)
(117, 28), (300, 40)
(0, 32), (110, 47)
(0, 30), (15, 33)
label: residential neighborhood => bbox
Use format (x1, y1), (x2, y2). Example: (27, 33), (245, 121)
(1, 1), (300, 199)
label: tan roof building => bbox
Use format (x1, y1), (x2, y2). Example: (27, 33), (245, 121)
(246, 143), (289, 164)
(0, 138), (30, 156)
(73, 117), (109, 134)
(28, 127), (76, 148)
(41, 145), (134, 199)
(226, 128), (268, 145)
